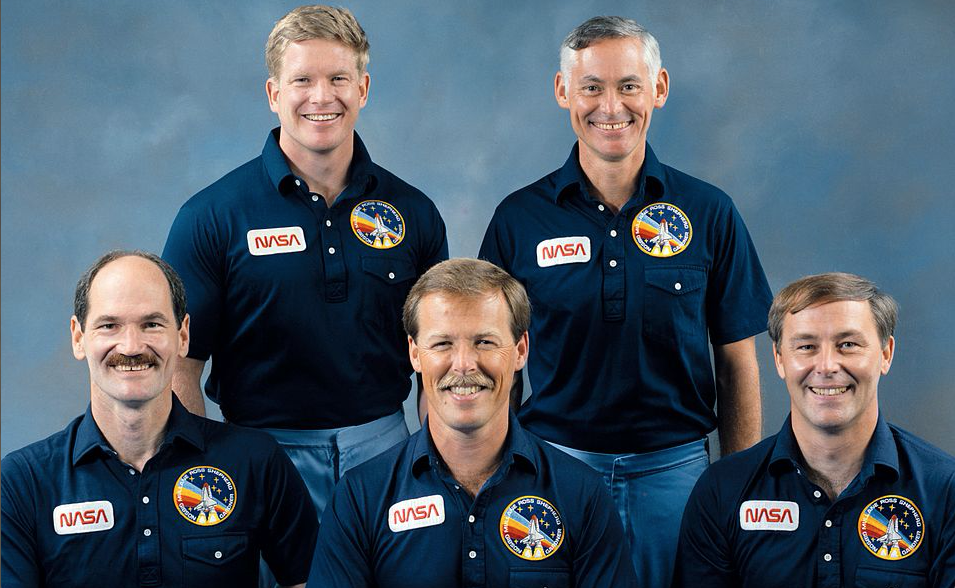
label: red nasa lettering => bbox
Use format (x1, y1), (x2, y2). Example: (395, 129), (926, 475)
(744, 507), (794, 524)
(392, 502), (441, 525)
(59, 508), (110, 527)
(539, 242), (588, 260)
(253, 233), (302, 250)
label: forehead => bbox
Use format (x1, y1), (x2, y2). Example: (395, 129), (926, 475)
(279, 37), (359, 72)
(417, 291), (510, 334)
(783, 299), (879, 337)
(87, 257), (173, 316)
(569, 37), (648, 77)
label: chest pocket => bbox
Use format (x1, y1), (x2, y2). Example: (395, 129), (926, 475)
(360, 256), (418, 324)
(642, 265), (706, 344)
(854, 565), (927, 588)
(509, 567), (572, 588)
(181, 532), (256, 588)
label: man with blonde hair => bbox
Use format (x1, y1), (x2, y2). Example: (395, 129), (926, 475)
(674, 273), (955, 587)
(162, 3), (448, 576)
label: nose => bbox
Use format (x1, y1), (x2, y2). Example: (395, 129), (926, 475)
(451, 344), (478, 375)
(309, 80), (334, 104)
(814, 345), (840, 376)
(600, 89), (622, 115)
(117, 326), (147, 355)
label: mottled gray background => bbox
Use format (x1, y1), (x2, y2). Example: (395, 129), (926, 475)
(3, 1), (954, 457)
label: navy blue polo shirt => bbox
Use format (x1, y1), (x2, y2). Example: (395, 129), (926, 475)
(162, 129), (448, 429)
(1, 396), (317, 588)
(310, 412), (637, 587)
(674, 414), (955, 588)
(479, 143), (771, 453)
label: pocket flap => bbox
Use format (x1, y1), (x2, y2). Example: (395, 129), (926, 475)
(645, 266), (706, 295)
(181, 532), (249, 565)
(854, 565), (927, 588)
(361, 256), (417, 283)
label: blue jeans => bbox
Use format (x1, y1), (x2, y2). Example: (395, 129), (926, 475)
(549, 438), (709, 588)
(259, 411), (409, 587)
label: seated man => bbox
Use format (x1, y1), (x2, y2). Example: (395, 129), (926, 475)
(310, 258), (637, 587)
(674, 272), (955, 587)
(1, 251), (317, 588)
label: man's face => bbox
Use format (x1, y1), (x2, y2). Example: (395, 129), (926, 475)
(555, 37), (668, 164)
(267, 38), (370, 162)
(410, 292), (528, 437)
(774, 300), (893, 436)
(71, 257), (189, 408)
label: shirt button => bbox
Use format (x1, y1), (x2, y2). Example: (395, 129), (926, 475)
(814, 490), (822, 499)
(674, 282), (682, 291)
(468, 550), (477, 559)
(128, 468), (136, 475)
(609, 259), (617, 268)
(825, 519), (832, 528)
(214, 550), (223, 559)
(325, 219), (332, 227)
(388, 272), (396, 280)
(142, 496), (150, 504)
(610, 229), (618, 237)
(311, 194), (320, 202)
(468, 515), (475, 524)
(597, 204), (605, 212)
(143, 529), (152, 537)
(454, 485), (460, 490)
(295, 179), (301, 187)
(328, 247), (336, 255)
(823, 553), (832, 562)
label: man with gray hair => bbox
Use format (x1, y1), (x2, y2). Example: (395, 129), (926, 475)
(310, 258), (638, 587)
(674, 272), (955, 587)
(480, 15), (772, 585)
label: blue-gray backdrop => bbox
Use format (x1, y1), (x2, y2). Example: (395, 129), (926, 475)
(3, 1), (954, 457)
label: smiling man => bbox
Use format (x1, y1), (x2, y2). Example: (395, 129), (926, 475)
(674, 273), (955, 588)
(309, 258), (637, 587)
(479, 15), (772, 586)
(161, 4), (448, 571)
(1, 251), (316, 588)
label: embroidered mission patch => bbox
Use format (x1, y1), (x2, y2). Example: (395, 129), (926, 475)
(858, 494), (924, 560)
(632, 202), (692, 257)
(350, 200), (405, 249)
(173, 466), (237, 526)
(500, 496), (565, 561)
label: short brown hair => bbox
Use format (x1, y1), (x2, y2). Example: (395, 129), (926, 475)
(266, 5), (369, 79)
(402, 259), (531, 343)
(768, 272), (898, 346)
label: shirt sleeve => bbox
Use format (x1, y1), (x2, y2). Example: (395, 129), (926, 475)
(930, 469), (955, 587)
(478, 207), (510, 271)
(259, 443), (318, 586)
(161, 199), (223, 361)
(1, 454), (41, 588)
(705, 198), (772, 345)
(572, 480), (639, 588)
(672, 467), (737, 588)
(308, 476), (374, 587)
(419, 199), (449, 272)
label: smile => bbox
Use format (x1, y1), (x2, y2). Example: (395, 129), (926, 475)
(809, 386), (849, 396)
(443, 385), (487, 397)
(303, 113), (340, 121)
(591, 121), (632, 130)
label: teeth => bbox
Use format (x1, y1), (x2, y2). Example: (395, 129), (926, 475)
(593, 121), (631, 130)
(116, 365), (151, 372)
(447, 386), (482, 396)
(304, 113), (338, 121)
(810, 386), (848, 396)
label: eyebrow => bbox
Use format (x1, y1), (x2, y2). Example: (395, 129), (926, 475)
(90, 312), (171, 324)
(788, 329), (867, 342)
(580, 74), (643, 84)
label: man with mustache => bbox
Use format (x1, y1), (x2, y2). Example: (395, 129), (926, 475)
(674, 273), (955, 587)
(1, 251), (317, 587)
(309, 258), (637, 587)
(479, 15), (772, 586)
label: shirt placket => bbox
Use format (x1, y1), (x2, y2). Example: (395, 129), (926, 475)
(109, 454), (161, 586)
(297, 180), (347, 302)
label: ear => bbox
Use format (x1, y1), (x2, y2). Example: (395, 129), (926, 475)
(653, 67), (669, 108)
(554, 71), (570, 110)
(178, 314), (190, 358)
(408, 335), (422, 373)
(880, 336), (895, 375)
(358, 71), (370, 108)
(70, 316), (86, 360)
(515, 332), (529, 371)
(266, 78), (280, 113)
(772, 342), (786, 380)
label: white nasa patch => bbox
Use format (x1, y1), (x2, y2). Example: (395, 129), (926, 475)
(739, 500), (799, 531)
(388, 494), (445, 533)
(246, 226), (306, 256)
(536, 236), (591, 268)
(53, 500), (115, 535)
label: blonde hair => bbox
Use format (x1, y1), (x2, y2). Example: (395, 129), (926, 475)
(266, 5), (369, 78)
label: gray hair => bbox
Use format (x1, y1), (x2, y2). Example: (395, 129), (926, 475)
(560, 16), (662, 89)
(73, 250), (187, 329)
(403, 258), (531, 343)
(768, 272), (898, 347)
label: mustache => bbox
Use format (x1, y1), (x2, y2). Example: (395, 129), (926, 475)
(437, 372), (494, 390)
(105, 352), (159, 368)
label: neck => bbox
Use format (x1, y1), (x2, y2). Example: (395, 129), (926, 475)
(578, 141), (646, 214)
(791, 412), (877, 500)
(429, 411), (508, 498)
(279, 131), (353, 206)
(90, 391), (172, 472)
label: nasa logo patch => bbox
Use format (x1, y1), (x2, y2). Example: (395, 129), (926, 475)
(53, 500), (115, 535)
(858, 495), (924, 560)
(350, 200), (405, 249)
(632, 202), (692, 257)
(388, 495), (446, 533)
(738, 500), (799, 531)
(173, 466), (237, 526)
(500, 496), (565, 561)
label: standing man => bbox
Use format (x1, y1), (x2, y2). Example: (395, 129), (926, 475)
(674, 273), (955, 587)
(162, 4), (448, 526)
(310, 259), (638, 587)
(479, 16), (772, 585)
(1, 251), (317, 588)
